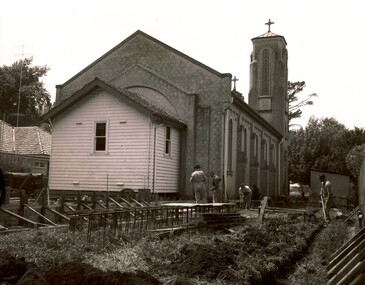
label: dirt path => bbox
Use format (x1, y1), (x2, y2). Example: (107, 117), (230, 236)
(277, 219), (356, 285)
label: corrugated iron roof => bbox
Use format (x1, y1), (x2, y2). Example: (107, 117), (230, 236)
(0, 121), (51, 155)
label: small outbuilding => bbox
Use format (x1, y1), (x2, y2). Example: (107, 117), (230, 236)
(310, 169), (351, 207)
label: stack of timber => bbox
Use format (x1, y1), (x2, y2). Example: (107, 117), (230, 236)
(326, 226), (365, 285)
(201, 212), (246, 227)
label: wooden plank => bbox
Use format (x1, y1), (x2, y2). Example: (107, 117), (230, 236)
(337, 256), (365, 285)
(46, 207), (70, 222)
(329, 227), (365, 268)
(343, 203), (365, 224)
(328, 243), (365, 285)
(119, 197), (135, 208)
(140, 200), (152, 206)
(131, 198), (145, 207)
(265, 207), (307, 213)
(64, 203), (76, 212)
(258, 196), (269, 223)
(350, 272), (365, 285)
(96, 200), (107, 209)
(0, 208), (39, 227)
(108, 197), (125, 208)
(80, 203), (92, 210)
(24, 205), (57, 226)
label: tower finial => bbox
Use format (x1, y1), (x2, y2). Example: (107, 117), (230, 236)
(265, 19), (274, 32)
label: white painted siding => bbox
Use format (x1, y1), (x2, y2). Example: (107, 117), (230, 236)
(49, 89), (155, 192)
(49, 89), (182, 194)
(153, 126), (181, 193)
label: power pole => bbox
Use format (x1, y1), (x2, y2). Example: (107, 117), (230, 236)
(15, 45), (32, 127)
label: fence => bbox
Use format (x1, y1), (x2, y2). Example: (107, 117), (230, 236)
(67, 203), (237, 241)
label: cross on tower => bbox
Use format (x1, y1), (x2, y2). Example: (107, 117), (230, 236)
(232, 76), (239, 90)
(265, 19), (274, 32)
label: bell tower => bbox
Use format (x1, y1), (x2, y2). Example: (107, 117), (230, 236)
(248, 19), (288, 136)
(248, 19), (289, 195)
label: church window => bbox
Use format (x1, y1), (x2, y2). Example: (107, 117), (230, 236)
(262, 49), (270, 95)
(270, 143), (276, 165)
(241, 127), (247, 154)
(228, 119), (233, 171)
(165, 126), (171, 155)
(253, 134), (258, 158)
(94, 122), (107, 152)
(262, 140), (268, 163)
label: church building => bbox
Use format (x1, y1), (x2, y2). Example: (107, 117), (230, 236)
(43, 22), (289, 200)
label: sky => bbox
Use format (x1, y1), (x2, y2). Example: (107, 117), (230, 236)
(0, 0), (364, 129)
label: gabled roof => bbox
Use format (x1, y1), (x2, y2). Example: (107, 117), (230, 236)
(0, 120), (51, 155)
(44, 77), (186, 125)
(58, 30), (231, 88)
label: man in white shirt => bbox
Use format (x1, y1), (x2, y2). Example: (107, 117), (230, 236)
(189, 164), (207, 203)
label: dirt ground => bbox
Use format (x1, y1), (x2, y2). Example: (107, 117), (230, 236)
(0, 207), (331, 285)
(0, 254), (161, 285)
(0, 230), (256, 285)
(0, 244), (238, 285)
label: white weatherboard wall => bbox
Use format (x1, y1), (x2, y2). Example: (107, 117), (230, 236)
(154, 126), (181, 193)
(49, 89), (181, 193)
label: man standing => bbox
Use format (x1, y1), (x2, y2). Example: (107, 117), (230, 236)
(319, 174), (333, 223)
(189, 164), (207, 204)
(209, 171), (222, 203)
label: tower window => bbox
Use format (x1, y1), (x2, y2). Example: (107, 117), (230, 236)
(262, 49), (270, 95)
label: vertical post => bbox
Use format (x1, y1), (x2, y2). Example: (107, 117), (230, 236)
(40, 189), (47, 224)
(19, 190), (27, 226)
(258, 196), (269, 223)
(92, 192), (96, 209)
(106, 174), (109, 208)
(16, 58), (23, 128)
(60, 194), (65, 215)
(77, 191), (81, 210)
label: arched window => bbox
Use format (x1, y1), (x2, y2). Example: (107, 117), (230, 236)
(241, 127), (247, 155)
(270, 143), (276, 165)
(228, 119), (233, 171)
(262, 140), (268, 163)
(262, 49), (270, 95)
(253, 133), (258, 158)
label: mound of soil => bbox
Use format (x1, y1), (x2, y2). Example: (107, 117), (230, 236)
(171, 239), (239, 281)
(0, 254), (160, 285)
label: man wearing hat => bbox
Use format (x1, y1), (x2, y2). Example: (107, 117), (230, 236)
(319, 174), (333, 223)
(189, 164), (207, 203)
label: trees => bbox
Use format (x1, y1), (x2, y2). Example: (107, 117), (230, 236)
(346, 143), (365, 182)
(288, 81), (317, 127)
(0, 58), (51, 127)
(288, 117), (364, 185)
